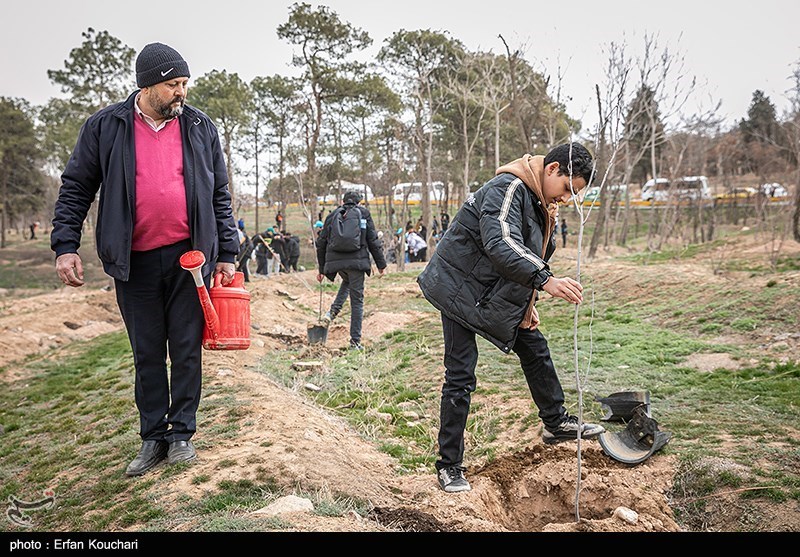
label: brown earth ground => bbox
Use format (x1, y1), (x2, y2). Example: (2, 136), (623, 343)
(1, 234), (798, 532)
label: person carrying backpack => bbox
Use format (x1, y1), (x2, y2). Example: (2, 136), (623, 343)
(316, 191), (386, 351)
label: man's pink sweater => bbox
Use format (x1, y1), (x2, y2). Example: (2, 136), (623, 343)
(131, 116), (190, 251)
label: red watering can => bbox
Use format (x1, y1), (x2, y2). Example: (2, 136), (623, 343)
(179, 250), (251, 351)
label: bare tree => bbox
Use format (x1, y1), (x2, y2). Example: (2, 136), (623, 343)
(785, 58), (800, 242)
(441, 50), (491, 207)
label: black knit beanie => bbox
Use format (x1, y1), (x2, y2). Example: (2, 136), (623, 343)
(136, 43), (190, 88)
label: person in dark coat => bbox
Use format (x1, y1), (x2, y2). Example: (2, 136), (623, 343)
(253, 231), (271, 276)
(284, 231), (300, 272)
(270, 232), (289, 273)
(316, 191), (386, 350)
(417, 142), (604, 493)
(50, 42), (238, 477)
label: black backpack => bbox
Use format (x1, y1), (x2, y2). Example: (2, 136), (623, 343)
(328, 205), (363, 252)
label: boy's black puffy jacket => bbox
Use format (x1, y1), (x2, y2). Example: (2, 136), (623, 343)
(51, 91), (239, 280)
(316, 202), (386, 278)
(417, 173), (556, 353)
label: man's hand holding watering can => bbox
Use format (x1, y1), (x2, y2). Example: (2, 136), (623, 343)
(215, 262), (236, 286)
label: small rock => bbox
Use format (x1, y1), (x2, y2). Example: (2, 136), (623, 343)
(401, 411), (420, 420)
(253, 338), (265, 348)
(612, 506), (638, 525)
(250, 323), (261, 331)
(293, 361), (324, 370)
(366, 408), (393, 423)
(397, 401), (416, 410)
(304, 382), (322, 392)
(217, 368), (234, 376)
(252, 495), (314, 516)
(406, 421), (422, 427)
(63, 321), (82, 330)
(617, 365), (630, 369)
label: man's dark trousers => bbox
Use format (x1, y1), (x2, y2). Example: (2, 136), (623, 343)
(115, 239), (205, 443)
(436, 313), (567, 470)
(329, 269), (365, 344)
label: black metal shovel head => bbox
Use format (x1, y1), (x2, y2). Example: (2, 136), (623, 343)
(595, 390), (651, 422)
(598, 406), (671, 465)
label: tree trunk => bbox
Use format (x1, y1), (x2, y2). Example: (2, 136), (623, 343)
(588, 86), (607, 259)
(224, 133), (235, 211)
(793, 166), (800, 243)
(423, 127), (433, 246)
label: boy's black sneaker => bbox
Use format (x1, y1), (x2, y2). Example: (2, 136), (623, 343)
(437, 465), (471, 493)
(542, 414), (605, 445)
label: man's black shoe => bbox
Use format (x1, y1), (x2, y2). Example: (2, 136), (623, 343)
(168, 440), (197, 465)
(125, 440), (168, 477)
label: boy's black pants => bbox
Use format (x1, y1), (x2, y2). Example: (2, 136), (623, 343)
(436, 313), (567, 470)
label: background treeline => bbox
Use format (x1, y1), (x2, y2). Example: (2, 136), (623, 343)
(2, 2), (799, 251)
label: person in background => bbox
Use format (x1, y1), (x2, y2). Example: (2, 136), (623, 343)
(313, 220), (323, 244)
(405, 224), (427, 263)
(236, 225), (253, 282)
(417, 142), (604, 493)
(560, 217), (569, 248)
(50, 42), (238, 477)
(270, 231), (289, 273)
(316, 191), (386, 351)
(440, 212), (450, 233)
(285, 231), (300, 272)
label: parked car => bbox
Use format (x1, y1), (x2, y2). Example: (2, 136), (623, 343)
(583, 184), (627, 202)
(392, 181), (446, 203)
(317, 182), (375, 204)
(759, 183), (788, 198)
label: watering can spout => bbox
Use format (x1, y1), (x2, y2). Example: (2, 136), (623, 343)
(179, 250), (221, 341)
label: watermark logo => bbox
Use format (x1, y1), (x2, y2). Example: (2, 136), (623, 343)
(6, 489), (55, 527)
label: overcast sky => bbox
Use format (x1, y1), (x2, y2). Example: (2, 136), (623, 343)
(3, 0), (799, 134)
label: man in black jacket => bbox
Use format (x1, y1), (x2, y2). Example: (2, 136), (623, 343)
(51, 42), (238, 477)
(316, 191), (386, 350)
(417, 143), (604, 493)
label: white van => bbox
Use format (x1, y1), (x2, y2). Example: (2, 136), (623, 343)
(392, 182), (445, 203)
(641, 176), (710, 202)
(317, 182), (375, 204)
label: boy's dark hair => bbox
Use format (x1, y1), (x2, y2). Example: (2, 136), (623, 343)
(544, 142), (594, 184)
(343, 191), (362, 204)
